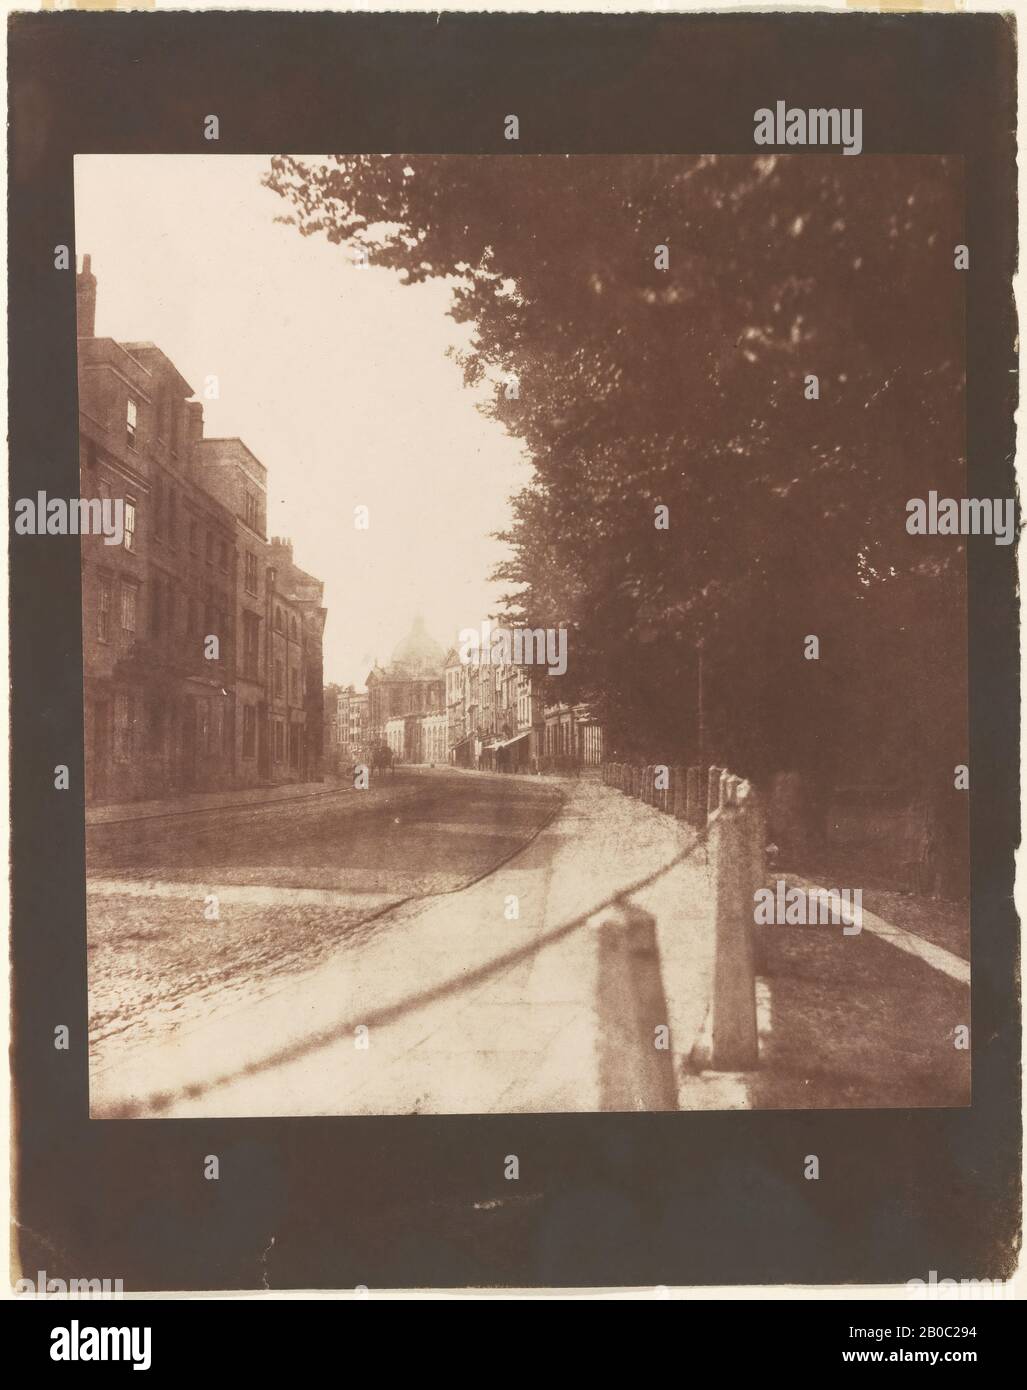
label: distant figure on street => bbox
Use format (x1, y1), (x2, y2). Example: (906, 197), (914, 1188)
(371, 743), (395, 777)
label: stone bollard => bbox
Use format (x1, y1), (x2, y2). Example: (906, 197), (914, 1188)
(685, 766), (701, 826)
(707, 778), (762, 1070)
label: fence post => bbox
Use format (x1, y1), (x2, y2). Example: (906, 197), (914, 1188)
(707, 765), (723, 821)
(672, 766), (687, 818)
(707, 778), (761, 1070)
(685, 766), (701, 826)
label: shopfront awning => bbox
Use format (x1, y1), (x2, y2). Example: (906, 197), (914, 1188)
(493, 731), (531, 750)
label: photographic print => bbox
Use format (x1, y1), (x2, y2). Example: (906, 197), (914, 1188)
(8, 6), (1018, 1306)
(74, 151), (972, 1119)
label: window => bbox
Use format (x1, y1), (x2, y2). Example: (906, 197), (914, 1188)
(123, 500), (136, 552)
(244, 552), (258, 595)
(126, 398), (138, 450)
(290, 615), (299, 641)
(289, 724), (300, 769)
(244, 492), (259, 530)
(289, 667), (299, 702)
(274, 606), (284, 633)
(150, 579), (162, 636)
(242, 705), (257, 758)
(97, 578), (112, 642)
(120, 582), (138, 633)
(274, 659), (284, 697)
(273, 719), (285, 763)
(153, 478), (165, 540)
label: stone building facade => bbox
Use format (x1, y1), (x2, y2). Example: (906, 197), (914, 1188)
(365, 616), (445, 755)
(78, 257), (327, 803)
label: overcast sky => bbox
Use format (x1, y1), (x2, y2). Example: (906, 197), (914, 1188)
(75, 154), (530, 687)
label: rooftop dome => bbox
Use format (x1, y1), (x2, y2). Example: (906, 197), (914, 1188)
(389, 615), (444, 677)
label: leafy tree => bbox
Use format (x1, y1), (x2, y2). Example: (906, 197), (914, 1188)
(266, 153), (966, 811)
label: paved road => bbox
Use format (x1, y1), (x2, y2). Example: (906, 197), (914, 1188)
(87, 774), (707, 1118)
(86, 771), (564, 1063)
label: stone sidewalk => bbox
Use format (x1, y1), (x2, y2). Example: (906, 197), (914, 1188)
(90, 780), (716, 1117)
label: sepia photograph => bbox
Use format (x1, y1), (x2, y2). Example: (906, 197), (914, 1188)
(8, 0), (1022, 1317)
(75, 151), (972, 1120)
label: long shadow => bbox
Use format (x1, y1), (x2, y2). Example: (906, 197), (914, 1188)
(104, 834), (702, 1117)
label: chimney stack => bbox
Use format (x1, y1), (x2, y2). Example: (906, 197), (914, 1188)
(187, 400), (204, 443)
(76, 253), (96, 338)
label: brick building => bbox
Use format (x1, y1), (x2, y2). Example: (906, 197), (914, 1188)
(78, 257), (327, 802)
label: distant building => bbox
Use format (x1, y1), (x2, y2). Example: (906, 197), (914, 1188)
(420, 710), (448, 765)
(439, 631), (601, 772)
(337, 685), (369, 764)
(366, 616), (445, 751)
(324, 681), (343, 771)
(384, 715), (407, 761)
